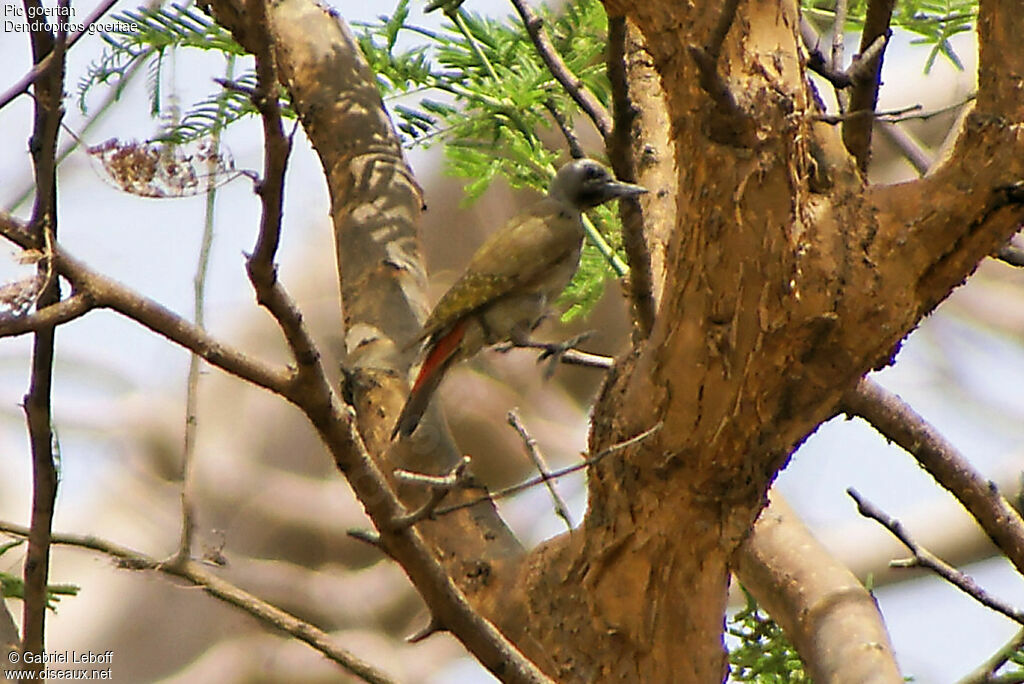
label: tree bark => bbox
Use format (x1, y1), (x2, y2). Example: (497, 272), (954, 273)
(202, 0), (1024, 681)
(486, 0), (1024, 679)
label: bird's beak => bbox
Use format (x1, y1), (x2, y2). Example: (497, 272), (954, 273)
(604, 180), (647, 200)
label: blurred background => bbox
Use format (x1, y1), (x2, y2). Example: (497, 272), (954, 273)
(1, 0), (1022, 681)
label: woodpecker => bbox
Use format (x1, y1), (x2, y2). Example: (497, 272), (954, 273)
(392, 158), (646, 439)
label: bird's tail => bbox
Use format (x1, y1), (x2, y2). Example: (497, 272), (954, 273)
(391, 320), (467, 439)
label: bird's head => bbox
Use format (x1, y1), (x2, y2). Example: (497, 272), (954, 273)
(548, 158), (647, 210)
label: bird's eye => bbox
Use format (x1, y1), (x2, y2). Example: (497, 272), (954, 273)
(584, 165), (603, 180)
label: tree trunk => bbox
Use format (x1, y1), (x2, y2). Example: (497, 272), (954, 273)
(203, 0), (1024, 680)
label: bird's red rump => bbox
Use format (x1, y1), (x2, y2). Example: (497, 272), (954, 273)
(411, 320), (468, 394)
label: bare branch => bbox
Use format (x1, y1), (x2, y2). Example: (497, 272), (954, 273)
(508, 0), (612, 141)
(607, 16), (656, 339)
(246, 0), (289, 272)
(507, 409), (573, 531)
(391, 456), (474, 529)
(0, 293), (94, 337)
(734, 494), (902, 683)
(434, 422), (662, 518)
(542, 100), (584, 160)
(829, 0), (848, 73)
(0, 215), (294, 395)
(0, 521), (398, 684)
(814, 103), (921, 124)
(501, 339), (613, 370)
(199, 4), (551, 679)
(842, 0), (896, 169)
(842, 379), (1024, 579)
(240, 0), (321, 381)
(0, 0), (117, 111)
(849, 488), (1024, 626)
(20, 2), (66, 665)
(802, 19), (888, 94)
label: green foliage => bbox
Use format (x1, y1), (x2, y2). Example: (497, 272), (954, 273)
(728, 588), (810, 683)
(357, 0), (622, 319)
(78, 3), (256, 141)
(802, 0), (977, 72)
(0, 540), (79, 612)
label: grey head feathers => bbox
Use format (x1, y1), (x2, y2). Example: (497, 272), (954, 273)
(547, 158), (647, 211)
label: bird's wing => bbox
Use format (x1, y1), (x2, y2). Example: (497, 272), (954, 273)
(417, 199), (581, 342)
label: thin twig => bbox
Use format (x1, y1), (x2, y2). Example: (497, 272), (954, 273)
(451, 9), (500, 82)
(842, 379), (1024, 579)
(173, 55), (238, 566)
(848, 488), (1024, 627)
(433, 422), (662, 518)
(815, 103), (921, 124)
(0, 521), (398, 684)
(244, 0), (318, 379)
(886, 93), (975, 122)
(542, 100), (584, 159)
(504, 341), (613, 370)
(391, 456), (474, 529)
(246, 0), (289, 272)
(507, 409), (573, 531)
(508, 0), (612, 141)
(582, 214), (628, 277)
(0, 0), (118, 112)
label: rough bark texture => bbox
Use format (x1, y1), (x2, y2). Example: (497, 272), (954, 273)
(203, 0), (1024, 681)
(489, 0), (1024, 680)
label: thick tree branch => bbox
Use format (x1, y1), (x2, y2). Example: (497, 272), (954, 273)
(577, 0), (1024, 678)
(199, 2), (550, 680)
(734, 494), (902, 683)
(0, 521), (397, 684)
(841, 379), (1024, 579)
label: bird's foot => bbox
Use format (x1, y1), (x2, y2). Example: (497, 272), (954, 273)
(536, 331), (594, 378)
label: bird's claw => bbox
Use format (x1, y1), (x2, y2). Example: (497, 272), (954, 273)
(537, 331), (594, 378)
